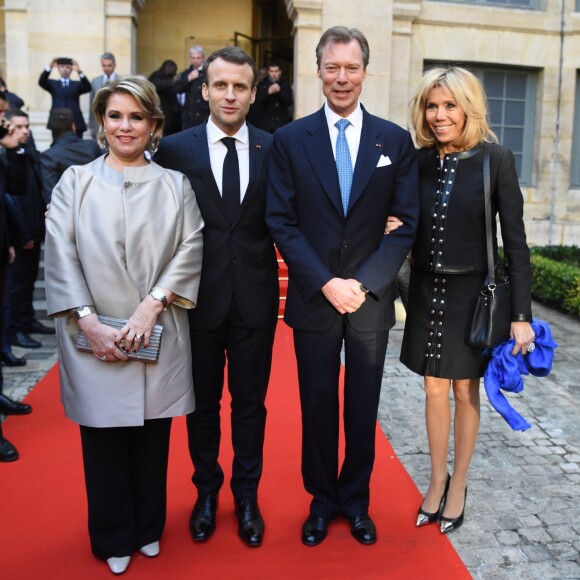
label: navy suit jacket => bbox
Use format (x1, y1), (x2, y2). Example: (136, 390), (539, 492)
(38, 70), (91, 132)
(266, 105), (419, 332)
(155, 122), (279, 330)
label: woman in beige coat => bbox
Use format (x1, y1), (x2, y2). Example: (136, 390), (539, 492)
(45, 77), (204, 575)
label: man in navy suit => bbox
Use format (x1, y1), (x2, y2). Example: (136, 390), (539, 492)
(38, 57), (91, 138)
(155, 47), (278, 548)
(266, 26), (419, 546)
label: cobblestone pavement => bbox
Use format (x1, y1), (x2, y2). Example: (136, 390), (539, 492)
(2, 301), (579, 578)
(379, 301), (580, 579)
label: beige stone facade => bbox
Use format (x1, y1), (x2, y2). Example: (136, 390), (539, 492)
(1, 0), (579, 243)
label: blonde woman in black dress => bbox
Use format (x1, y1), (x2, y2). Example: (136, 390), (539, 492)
(390, 67), (534, 533)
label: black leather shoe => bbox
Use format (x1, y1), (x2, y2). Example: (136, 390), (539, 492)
(349, 514), (377, 545)
(302, 514), (331, 547)
(234, 498), (264, 547)
(10, 332), (42, 349)
(0, 435), (19, 462)
(26, 320), (56, 335)
(0, 393), (32, 415)
(0, 352), (27, 367)
(189, 494), (218, 542)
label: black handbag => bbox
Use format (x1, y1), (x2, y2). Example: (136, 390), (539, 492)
(467, 143), (511, 349)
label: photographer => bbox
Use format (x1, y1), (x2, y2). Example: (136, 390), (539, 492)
(38, 57), (91, 137)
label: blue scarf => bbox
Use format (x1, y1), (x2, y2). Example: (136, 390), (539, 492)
(483, 319), (558, 431)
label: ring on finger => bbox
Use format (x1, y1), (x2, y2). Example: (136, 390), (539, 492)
(99, 355), (107, 361)
(526, 343), (536, 353)
(135, 334), (142, 340)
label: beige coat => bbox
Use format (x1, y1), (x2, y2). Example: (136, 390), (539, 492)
(45, 156), (204, 427)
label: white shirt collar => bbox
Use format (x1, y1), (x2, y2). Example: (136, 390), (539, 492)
(324, 101), (363, 131)
(206, 117), (249, 145)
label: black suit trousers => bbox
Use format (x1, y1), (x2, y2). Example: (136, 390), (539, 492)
(293, 316), (389, 518)
(186, 301), (275, 499)
(7, 242), (41, 333)
(79, 418), (172, 560)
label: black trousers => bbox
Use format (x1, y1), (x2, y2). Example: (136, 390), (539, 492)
(79, 418), (172, 560)
(0, 261), (6, 393)
(293, 316), (389, 518)
(8, 242), (40, 334)
(187, 301), (275, 499)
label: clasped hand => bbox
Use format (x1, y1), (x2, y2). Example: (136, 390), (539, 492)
(322, 278), (366, 314)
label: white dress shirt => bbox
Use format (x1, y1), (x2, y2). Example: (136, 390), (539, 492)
(206, 118), (250, 203)
(324, 101), (363, 169)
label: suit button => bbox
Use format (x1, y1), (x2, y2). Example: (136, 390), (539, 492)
(231, 257), (237, 263)
(342, 241), (348, 248)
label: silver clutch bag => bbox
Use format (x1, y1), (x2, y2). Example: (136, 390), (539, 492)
(76, 315), (163, 364)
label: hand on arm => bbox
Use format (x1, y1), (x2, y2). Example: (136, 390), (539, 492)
(321, 278), (366, 314)
(384, 215), (404, 235)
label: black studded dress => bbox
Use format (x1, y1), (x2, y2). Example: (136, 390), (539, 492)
(401, 146), (500, 379)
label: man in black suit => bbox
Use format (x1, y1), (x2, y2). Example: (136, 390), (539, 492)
(155, 47), (279, 548)
(176, 45), (210, 130)
(251, 62), (293, 134)
(266, 26), (419, 546)
(0, 96), (32, 462)
(3, 110), (52, 351)
(38, 57), (91, 138)
(41, 108), (102, 203)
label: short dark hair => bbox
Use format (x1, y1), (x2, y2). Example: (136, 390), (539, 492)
(204, 47), (258, 88)
(315, 26), (370, 69)
(4, 108), (28, 121)
(47, 108), (75, 137)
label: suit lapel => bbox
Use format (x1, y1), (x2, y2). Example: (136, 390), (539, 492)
(240, 125), (266, 217)
(303, 108), (343, 217)
(348, 107), (383, 213)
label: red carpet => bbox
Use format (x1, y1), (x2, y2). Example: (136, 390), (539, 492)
(1, 325), (469, 579)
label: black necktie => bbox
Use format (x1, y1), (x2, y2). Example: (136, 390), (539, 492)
(221, 137), (240, 221)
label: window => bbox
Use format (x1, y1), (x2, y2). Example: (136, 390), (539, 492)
(480, 68), (536, 183)
(434, 0), (540, 8)
(424, 62), (537, 184)
(572, 73), (580, 187)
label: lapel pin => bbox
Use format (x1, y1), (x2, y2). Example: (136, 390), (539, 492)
(256, 144), (261, 149)
(375, 144), (381, 148)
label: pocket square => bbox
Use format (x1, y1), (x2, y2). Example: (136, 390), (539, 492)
(376, 155), (392, 167)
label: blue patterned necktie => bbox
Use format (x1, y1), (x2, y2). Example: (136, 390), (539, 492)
(335, 118), (353, 216)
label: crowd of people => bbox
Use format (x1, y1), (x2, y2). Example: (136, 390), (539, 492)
(0, 25), (535, 577)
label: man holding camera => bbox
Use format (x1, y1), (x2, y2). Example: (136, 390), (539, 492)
(252, 62), (293, 134)
(38, 57), (91, 138)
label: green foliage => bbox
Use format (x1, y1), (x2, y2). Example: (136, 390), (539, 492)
(529, 251), (580, 317)
(531, 245), (580, 268)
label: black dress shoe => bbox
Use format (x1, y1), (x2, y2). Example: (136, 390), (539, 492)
(234, 498), (264, 547)
(0, 352), (27, 367)
(10, 332), (42, 349)
(0, 393), (32, 415)
(189, 494), (218, 542)
(0, 435), (19, 462)
(349, 514), (377, 545)
(302, 514), (331, 547)
(26, 320), (56, 335)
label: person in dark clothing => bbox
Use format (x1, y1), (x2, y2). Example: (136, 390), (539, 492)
(3, 110), (53, 352)
(176, 46), (210, 130)
(251, 63), (293, 133)
(0, 76), (25, 110)
(38, 57), (91, 138)
(0, 95), (32, 462)
(41, 108), (103, 203)
(149, 60), (182, 136)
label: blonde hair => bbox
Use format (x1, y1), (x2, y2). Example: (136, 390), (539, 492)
(410, 66), (498, 151)
(92, 76), (165, 153)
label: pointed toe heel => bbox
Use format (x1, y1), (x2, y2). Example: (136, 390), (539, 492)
(416, 473), (450, 527)
(440, 486), (467, 534)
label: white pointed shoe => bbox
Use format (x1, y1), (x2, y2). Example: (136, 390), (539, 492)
(139, 541), (160, 557)
(106, 555), (131, 574)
